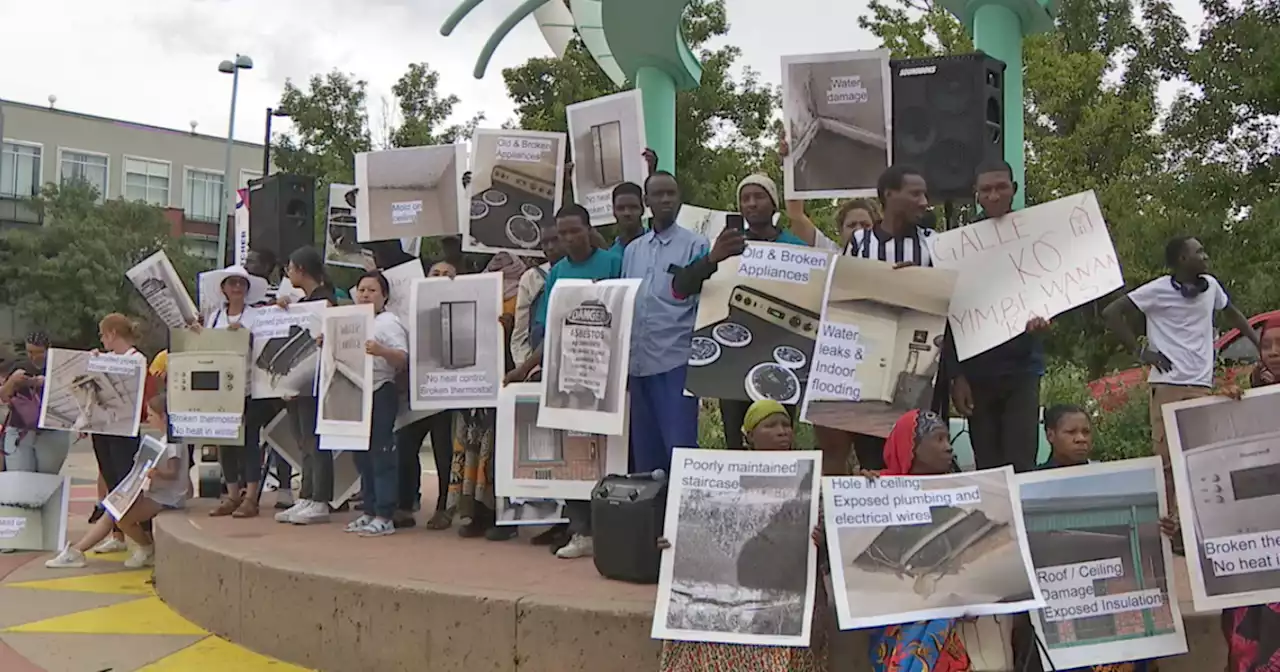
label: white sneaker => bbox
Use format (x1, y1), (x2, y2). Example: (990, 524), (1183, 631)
(344, 515), (374, 533)
(276, 489), (295, 509)
(124, 545), (155, 569)
(91, 537), (127, 554)
(45, 546), (87, 569)
(291, 500), (330, 525)
(555, 534), (594, 559)
(275, 499), (311, 523)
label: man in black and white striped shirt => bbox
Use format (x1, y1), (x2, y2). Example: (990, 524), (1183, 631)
(845, 165), (935, 266)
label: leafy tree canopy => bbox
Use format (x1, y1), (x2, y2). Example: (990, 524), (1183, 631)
(0, 181), (201, 350)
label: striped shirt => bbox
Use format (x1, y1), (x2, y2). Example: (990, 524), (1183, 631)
(845, 226), (935, 266)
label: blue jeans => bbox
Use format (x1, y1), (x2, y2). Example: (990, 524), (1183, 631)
(356, 383), (400, 519)
(628, 366), (699, 474)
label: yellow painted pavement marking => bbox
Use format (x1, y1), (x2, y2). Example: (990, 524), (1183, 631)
(3, 596), (206, 636)
(7, 569), (156, 595)
(138, 635), (314, 671)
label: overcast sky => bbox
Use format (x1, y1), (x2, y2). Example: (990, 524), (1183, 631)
(0, 0), (1205, 145)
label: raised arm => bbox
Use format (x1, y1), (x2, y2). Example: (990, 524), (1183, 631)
(1223, 304), (1260, 352)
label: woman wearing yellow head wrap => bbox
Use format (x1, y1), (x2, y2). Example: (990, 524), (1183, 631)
(741, 399), (794, 451)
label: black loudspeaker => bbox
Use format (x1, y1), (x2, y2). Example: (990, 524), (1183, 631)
(890, 53), (1006, 202)
(591, 471), (668, 584)
(248, 174), (316, 261)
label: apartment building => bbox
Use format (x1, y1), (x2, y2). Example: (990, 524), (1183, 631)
(0, 98), (269, 265)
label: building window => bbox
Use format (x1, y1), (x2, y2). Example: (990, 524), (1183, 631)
(59, 150), (109, 200)
(239, 170), (263, 190)
(185, 169), (224, 223)
(184, 234), (220, 268)
(124, 157), (170, 207)
(0, 142), (43, 198)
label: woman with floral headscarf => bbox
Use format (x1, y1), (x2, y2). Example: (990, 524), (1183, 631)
(656, 399), (830, 672)
(868, 409), (972, 672)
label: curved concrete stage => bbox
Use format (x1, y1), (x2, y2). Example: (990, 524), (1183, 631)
(154, 501), (1225, 672)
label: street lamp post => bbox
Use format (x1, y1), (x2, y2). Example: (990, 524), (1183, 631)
(218, 53), (253, 266)
(263, 107), (289, 175)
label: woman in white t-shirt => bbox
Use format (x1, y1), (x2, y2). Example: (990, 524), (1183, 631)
(47, 390), (188, 569)
(342, 270), (409, 537)
(198, 265), (269, 518)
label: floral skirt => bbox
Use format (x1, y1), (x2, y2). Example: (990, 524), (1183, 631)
(447, 409), (496, 518)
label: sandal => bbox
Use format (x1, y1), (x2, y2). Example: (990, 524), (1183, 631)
(209, 498), (242, 517)
(426, 510), (453, 530)
(231, 498), (259, 518)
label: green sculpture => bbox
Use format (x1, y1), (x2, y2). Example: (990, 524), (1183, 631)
(440, 0), (702, 175)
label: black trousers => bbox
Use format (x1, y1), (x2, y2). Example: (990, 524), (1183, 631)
(720, 399), (798, 449)
(396, 411), (454, 512)
(968, 373), (1041, 472)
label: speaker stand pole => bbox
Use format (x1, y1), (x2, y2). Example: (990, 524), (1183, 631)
(941, 0), (1056, 210)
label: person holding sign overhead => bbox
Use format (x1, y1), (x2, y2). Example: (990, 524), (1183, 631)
(1101, 235), (1258, 504)
(946, 161), (1052, 474)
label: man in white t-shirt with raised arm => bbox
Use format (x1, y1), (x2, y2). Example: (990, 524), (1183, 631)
(1102, 235), (1259, 499)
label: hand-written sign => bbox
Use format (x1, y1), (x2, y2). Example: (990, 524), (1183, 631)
(827, 75), (869, 104)
(497, 136), (553, 163)
(738, 244), (831, 284)
(929, 191), (1123, 360)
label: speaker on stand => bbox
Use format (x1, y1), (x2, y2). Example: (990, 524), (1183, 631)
(890, 53), (1006, 214)
(248, 174), (316, 263)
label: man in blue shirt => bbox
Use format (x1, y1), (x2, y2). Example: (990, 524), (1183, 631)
(621, 171), (709, 474)
(505, 204), (622, 384)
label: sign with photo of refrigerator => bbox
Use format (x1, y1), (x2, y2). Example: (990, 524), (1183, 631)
(495, 382), (628, 502)
(822, 466), (1043, 629)
(409, 272), (505, 411)
(1166, 385), (1280, 611)
(781, 49), (891, 200)
(566, 90), (647, 225)
(800, 255), (957, 438)
(537, 278), (640, 436)
(1019, 458), (1187, 669)
(462, 129), (566, 256)
(653, 448), (822, 647)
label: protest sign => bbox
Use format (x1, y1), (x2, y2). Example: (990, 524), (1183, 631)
(929, 191), (1122, 360)
(126, 249), (199, 330)
(1020, 458), (1187, 668)
(102, 435), (168, 520)
(38, 349), (145, 438)
(653, 448), (822, 647)
(409, 273), (504, 411)
(495, 383), (628, 501)
(316, 304), (375, 438)
(801, 255), (956, 438)
(687, 243), (835, 404)
(566, 90), (647, 225)
(823, 466), (1042, 629)
(0, 472), (70, 552)
(249, 302), (325, 399)
(463, 129), (566, 257)
(538, 278), (640, 435)
(353, 144), (466, 242)
(1165, 385), (1280, 611)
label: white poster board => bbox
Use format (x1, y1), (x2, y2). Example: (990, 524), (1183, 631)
(408, 273), (505, 411)
(653, 448), (822, 647)
(1019, 458), (1188, 669)
(781, 49), (891, 200)
(102, 435), (168, 520)
(566, 90), (647, 225)
(316, 304), (375, 437)
(38, 349), (145, 438)
(537, 278), (641, 435)
(249, 302), (325, 400)
(354, 144), (467, 242)
(126, 249), (199, 329)
(0, 472), (70, 552)
(823, 466), (1044, 629)
(1165, 385), (1280, 612)
(462, 129), (566, 257)
(381, 258), (425, 327)
(929, 190), (1123, 360)
(495, 382), (628, 502)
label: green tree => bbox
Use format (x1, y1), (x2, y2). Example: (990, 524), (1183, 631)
(389, 62), (485, 148)
(501, 0), (778, 210)
(0, 181), (200, 350)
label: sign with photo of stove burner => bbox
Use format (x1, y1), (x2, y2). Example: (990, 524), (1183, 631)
(462, 129), (567, 257)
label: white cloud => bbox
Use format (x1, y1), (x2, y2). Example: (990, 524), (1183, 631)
(0, 0), (1204, 144)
